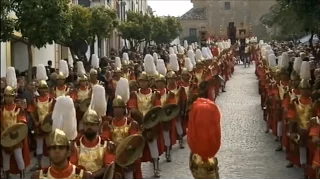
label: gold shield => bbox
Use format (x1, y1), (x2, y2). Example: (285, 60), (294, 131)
(41, 112), (53, 133)
(115, 134), (145, 168)
(1, 123), (28, 148)
(79, 98), (91, 112)
(103, 163), (115, 179)
(142, 106), (164, 129)
(162, 104), (181, 122)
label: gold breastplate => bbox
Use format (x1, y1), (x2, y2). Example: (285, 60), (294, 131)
(77, 87), (90, 101)
(55, 86), (69, 97)
(195, 72), (203, 84)
(39, 165), (84, 179)
(278, 82), (289, 100)
(136, 89), (153, 116)
(169, 87), (181, 104)
(78, 137), (106, 172)
(37, 98), (53, 123)
(290, 89), (300, 102)
(2, 106), (19, 130)
(295, 99), (312, 129)
(160, 89), (167, 106)
(111, 118), (131, 147)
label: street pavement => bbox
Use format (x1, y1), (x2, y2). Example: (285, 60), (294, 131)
(18, 64), (303, 178)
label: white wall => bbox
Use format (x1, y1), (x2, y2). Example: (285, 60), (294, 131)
(33, 44), (55, 67)
(12, 42), (28, 72)
(1, 43), (7, 77)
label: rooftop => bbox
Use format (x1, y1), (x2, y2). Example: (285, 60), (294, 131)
(178, 7), (206, 20)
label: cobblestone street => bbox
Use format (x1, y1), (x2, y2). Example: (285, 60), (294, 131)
(21, 64), (303, 179)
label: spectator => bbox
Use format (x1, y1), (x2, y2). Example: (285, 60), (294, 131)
(46, 60), (55, 75)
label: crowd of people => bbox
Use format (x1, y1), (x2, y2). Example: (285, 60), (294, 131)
(256, 41), (320, 179)
(0, 38), (244, 179)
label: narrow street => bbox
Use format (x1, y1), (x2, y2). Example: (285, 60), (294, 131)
(22, 65), (303, 179)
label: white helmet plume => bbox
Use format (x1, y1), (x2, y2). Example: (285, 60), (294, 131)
(52, 96), (77, 140)
(184, 58), (193, 71)
(268, 54), (277, 68)
(115, 57), (122, 69)
(188, 50), (196, 65)
(144, 54), (157, 75)
(169, 47), (174, 55)
(201, 47), (209, 60)
(76, 61), (86, 77)
(153, 53), (158, 65)
(178, 46), (184, 54)
(195, 49), (203, 61)
(115, 77), (130, 104)
(36, 64), (48, 81)
(300, 61), (311, 80)
(89, 85), (107, 117)
(206, 47), (213, 59)
(156, 59), (167, 75)
(6, 67), (17, 89)
(59, 60), (69, 77)
(91, 54), (100, 69)
(280, 52), (289, 68)
(293, 57), (302, 73)
(122, 52), (129, 63)
(168, 54), (179, 71)
(184, 40), (188, 49)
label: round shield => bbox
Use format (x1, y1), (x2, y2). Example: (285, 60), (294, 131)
(103, 163), (115, 179)
(116, 134), (145, 168)
(41, 112), (53, 133)
(130, 109), (143, 125)
(162, 104), (181, 122)
(79, 98), (91, 112)
(142, 106), (164, 129)
(1, 123), (28, 148)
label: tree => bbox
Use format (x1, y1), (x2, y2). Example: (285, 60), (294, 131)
(0, 0), (15, 42)
(165, 16), (182, 43)
(117, 11), (146, 51)
(10, 0), (71, 80)
(151, 16), (182, 45)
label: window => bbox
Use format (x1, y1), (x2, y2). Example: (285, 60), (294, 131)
(224, 2), (231, 10)
(189, 28), (197, 37)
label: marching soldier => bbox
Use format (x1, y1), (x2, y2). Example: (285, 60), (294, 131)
(287, 60), (313, 178)
(187, 98), (221, 179)
(122, 53), (136, 81)
(309, 100), (320, 179)
(70, 109), (115, 178)
(193, 49), (206, 86)
(51, 60), (70, 98)
(101, 78), (143, 179)
(28, 64), (55, 171)
(1, 67), (30, 178)
(128, 65), (163, 177)
(89, 55), (104, 86)
(70, 62), (92, 124)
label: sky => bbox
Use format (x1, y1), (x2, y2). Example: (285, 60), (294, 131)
(148, 0), (193, 17)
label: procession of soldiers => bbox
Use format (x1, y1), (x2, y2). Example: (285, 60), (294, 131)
(0, 38), (242, 179)
(256, 41), (320, 179)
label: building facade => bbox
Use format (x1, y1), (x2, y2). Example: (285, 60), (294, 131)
(1, 0), (149, 76)
(178, 0), (276, 43)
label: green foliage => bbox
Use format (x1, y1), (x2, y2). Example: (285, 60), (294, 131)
(151, 16), (182, 44)
(13, 0), (71, 48)
(0, 0), (16, 42)
(260, 0), (320, 40)
(118, 11), (145, 44)
(90, 6), (118, 39)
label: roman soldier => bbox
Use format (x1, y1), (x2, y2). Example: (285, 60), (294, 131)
(193, 49), (206, 86)
(122, 53), (136, 81)
(89, 84), (107, 123)
(276, 52), (290, 151)
(1, 67), (30, 178)
(187, 98), (221, 179)
(130, 55), (164, 177)
(180, 58), (194, 99)
(288, 60), (313, 178)
(90, 54), (104, 87)
(31, 129), (92, 179)
(28, 64), (55, 171)
(101, 78), (143, 179)
(309, 100), (320, 179)
(51, 60), (70, 98)
(70, 109), (115, 178)
(70, 61), (91, 123)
